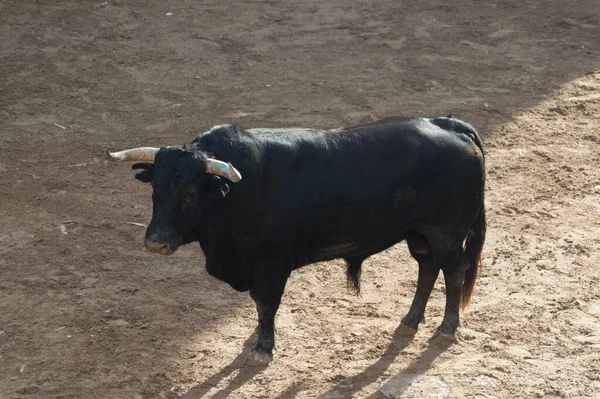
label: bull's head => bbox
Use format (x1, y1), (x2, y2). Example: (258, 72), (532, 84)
(107, 146), (242, 255)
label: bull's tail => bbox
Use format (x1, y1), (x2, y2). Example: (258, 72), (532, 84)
(446, 116), (486, 310)
(461, 180), (486, 309)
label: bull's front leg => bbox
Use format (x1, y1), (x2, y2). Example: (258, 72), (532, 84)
(247, 263), (290, 364)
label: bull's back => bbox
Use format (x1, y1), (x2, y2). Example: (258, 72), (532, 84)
(257, 117), (484, 261)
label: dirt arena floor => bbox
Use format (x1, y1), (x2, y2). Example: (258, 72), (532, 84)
(1, 1), (599, 398)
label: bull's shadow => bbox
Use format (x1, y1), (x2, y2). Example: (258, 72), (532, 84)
(179, 324), (446, 399)
(315, 326), (452, 399)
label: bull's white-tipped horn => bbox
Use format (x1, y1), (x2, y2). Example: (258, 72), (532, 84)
(206, 159), (242, 183)
(106, 147), (159, 162)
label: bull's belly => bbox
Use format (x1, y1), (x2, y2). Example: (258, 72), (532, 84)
(296, 233), (406, 267)
(315, 241), (363, 261)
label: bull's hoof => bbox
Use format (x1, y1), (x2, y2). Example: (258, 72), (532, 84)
(429, 330), (457, 346)
(398, 322), (419, 336)
(246, 349), (273, 365)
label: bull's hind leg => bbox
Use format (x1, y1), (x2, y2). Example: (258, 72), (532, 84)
(430, 240), (469, 342)
(400, 232), (440, 335)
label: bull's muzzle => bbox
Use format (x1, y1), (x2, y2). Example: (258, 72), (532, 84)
(145, 240), (174, 255)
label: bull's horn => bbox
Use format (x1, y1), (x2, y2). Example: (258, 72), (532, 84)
(106, 147), (159, 162)
(206, 158), (242, 183)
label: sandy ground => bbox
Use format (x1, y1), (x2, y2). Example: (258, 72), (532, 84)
(0, 0), (599, 398)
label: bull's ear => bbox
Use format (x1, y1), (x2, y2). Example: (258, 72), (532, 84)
(132, 162), (154, 183)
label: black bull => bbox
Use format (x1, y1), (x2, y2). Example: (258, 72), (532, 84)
(109, 116), (486, 364)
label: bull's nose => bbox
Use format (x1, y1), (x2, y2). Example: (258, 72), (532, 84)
(145, 240), (174, 255)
